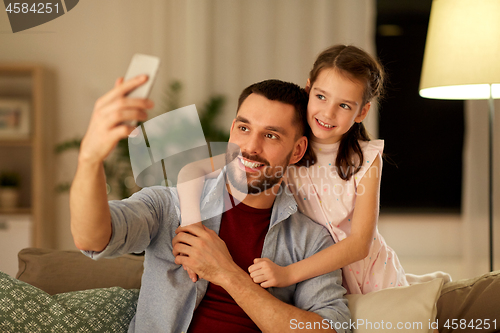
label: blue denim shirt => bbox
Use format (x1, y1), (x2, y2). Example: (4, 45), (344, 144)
(85, 172), (350, 333)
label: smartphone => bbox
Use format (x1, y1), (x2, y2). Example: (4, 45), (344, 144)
(123, 54), (160, 126)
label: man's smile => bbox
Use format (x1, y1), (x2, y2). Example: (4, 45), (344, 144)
(237, 156), (266, 172)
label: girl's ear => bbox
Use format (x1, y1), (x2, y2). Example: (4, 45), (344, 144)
(305, 79), (311, 94)
(355, 102), (371, 123)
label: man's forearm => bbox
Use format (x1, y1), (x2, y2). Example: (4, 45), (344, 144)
(70, 156), (112, 252)
(222, 270), (336, 333)
(69, 75), (153, 252)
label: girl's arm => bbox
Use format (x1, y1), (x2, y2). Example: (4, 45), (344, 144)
(249, 154), (381, 288)
(177, 153), (225, 226)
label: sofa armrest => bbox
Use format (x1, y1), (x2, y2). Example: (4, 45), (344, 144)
(436, 270), (500, 333)
(16, 247), (144, 295)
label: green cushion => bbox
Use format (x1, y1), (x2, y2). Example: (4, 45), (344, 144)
(0, 271), (139, 333)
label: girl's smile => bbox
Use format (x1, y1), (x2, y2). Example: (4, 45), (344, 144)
(315, 117), (335, 130)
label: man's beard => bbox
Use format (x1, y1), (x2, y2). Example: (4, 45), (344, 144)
(225, 144), (292, 194)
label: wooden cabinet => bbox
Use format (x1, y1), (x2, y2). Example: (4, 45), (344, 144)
(0, 215), (31, 276)
(0, 64), (55, 250)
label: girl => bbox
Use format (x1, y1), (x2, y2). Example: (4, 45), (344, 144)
(178, 44), (409, 294)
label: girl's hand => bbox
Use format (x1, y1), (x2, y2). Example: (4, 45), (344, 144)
(248, 258), (293, 288)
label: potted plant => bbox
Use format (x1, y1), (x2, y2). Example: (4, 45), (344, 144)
(0, 171), (21, 209)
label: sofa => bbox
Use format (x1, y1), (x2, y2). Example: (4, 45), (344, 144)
(1, 248), (499, 333)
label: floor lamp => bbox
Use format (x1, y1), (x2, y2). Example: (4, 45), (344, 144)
(419, 0), (500, 272)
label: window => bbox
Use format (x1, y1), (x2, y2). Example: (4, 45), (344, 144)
(376, 0), (464, 213)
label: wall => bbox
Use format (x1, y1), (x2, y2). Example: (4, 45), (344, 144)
(380, 98), (500, 281)
(462, 99), (500, 276)
(1, 0), (497, 282)
(0, 0), (376, 250)
(378, 214), (464, 278)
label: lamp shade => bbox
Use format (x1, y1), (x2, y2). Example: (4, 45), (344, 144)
(420, 0), (500, 100)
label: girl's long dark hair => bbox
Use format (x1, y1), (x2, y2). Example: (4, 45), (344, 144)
(296, 45), (385, 181)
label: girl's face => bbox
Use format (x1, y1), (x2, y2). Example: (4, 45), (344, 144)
(306, 68), (371, 144)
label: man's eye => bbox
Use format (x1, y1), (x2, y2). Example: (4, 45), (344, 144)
(239, 126), (249, 132)
(265, 133), (278, 139)
(316, 94), (326, 101)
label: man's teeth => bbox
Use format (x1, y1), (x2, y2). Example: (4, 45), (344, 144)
(240, 158), (263, 168)
(317, 119), (334, 128)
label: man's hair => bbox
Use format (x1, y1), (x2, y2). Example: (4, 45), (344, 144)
(237, 79), (308, 139)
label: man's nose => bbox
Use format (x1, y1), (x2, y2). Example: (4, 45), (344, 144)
(242, 132), (263, 156)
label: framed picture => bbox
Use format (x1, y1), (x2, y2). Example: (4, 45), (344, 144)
(0, 99), (30, 139)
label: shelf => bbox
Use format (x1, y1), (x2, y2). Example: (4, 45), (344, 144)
(0, 63), (54, 248)
(0, 207), (31, 215)
(0, 64), (41, 76)
(0, 140), (32, 147)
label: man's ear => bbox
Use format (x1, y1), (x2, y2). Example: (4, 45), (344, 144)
(289, 136), (308, 165)
(305, 79), (311, 94)
(355, 102), (371, 123)
(228, 119), (237, 142)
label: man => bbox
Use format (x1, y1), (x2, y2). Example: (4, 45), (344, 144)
(70, 75), (350, 332)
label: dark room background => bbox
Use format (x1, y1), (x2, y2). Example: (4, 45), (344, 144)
(376, 0), (464, 213)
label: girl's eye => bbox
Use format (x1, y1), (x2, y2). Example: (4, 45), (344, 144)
(316, 94), (326, 101)
(340, 103), (351, 110)
(265, 133), (278, 140)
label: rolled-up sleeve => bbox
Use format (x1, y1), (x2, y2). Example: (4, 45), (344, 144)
(83, 186), (172, 260)
(293, 229), (351, 333)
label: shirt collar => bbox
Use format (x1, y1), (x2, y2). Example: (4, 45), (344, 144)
(201, 168), (298, 230)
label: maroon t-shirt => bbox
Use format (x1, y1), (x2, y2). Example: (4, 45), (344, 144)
(188, 191), (271, 333)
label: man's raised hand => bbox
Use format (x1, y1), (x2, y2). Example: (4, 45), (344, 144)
(79, 75), (154, 165)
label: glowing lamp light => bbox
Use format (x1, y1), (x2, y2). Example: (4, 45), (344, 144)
(420, 0), (500, 272)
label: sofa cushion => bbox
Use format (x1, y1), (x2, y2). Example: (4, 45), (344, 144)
(0, 271), (139, 333)
(16, 248), (144, 295)
(346, 278), (443, 333)
(436, 270), (500, 333)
